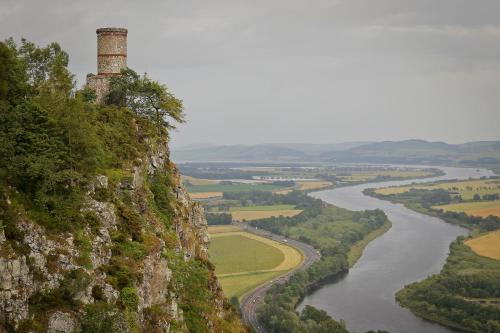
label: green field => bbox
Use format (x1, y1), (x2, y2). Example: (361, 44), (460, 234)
(229, 204), (295, 211)
(215, 271), (281, 300)
(209, 234), (284, 275)
(186, 183), (289, 193)
(208, 228), (303, 299)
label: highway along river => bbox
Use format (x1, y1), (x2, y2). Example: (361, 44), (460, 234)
(298, 166), (494, 333)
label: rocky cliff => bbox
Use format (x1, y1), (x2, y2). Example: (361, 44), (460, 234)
(0, 37), (246, 333)
(0, 139), (244, 333)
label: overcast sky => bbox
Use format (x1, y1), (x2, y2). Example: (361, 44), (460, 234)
(2, 0), (500, 148)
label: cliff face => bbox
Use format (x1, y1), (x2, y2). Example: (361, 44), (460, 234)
(0, 140), (244, 333)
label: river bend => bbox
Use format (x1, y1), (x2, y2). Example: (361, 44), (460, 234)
(298, 167), (493, 333)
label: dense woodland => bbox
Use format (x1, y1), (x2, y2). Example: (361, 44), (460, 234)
(396, 241), (500, 332)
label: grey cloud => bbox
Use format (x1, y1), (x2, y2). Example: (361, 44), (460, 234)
(1, 0), (499, 147)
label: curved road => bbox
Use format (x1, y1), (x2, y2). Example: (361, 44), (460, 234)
(238, 223), (321, 332)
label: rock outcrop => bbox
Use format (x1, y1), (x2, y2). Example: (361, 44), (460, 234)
(0, 140), (245, 333)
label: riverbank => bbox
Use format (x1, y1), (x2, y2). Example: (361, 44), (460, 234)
(347, 219), (392, 267)
(395, 240), (500, 333)
(252, 205), (390, 332)
(363, 180), (500, 332)
(298, 167), (492, 333)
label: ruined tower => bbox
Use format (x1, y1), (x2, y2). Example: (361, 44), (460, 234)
(86, 27), (128, 103)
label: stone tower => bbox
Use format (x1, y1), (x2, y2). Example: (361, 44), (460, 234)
(86, 27), (128, 103)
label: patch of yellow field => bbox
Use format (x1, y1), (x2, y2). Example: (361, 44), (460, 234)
(182, 175), (218, 185)
(189, 191), (223, 199)
(231, 209), (302, 221)
(209, 230), (303, 299)
(274, 189), (292, 195)
(297, 181), (332, 191)
(376, 179), (500, 200)
(433, 200), (500, 218)
(465, 230), (500, 260)
(207, 225), (241, 234)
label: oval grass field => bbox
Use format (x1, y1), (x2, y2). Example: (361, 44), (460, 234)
(208, 228), (303, 299)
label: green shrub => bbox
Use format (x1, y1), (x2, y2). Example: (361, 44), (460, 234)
(116, 240), (146, 260)
(81, 302), (126, 333)
(117, 204), (144, 242)
(74, 230), (92, 269)
(121, 287), (139, 310)
(103, 257), (138, 290)
(149, 172), (175, 226)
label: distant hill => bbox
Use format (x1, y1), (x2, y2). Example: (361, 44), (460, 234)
(171, 142), (371, 162)
(172, 140), (500, 172)
(325, 140), (500, 169)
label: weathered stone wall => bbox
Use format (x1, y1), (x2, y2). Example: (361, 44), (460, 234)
(97, 28), (127, 75)
(86, 74), (109, 103)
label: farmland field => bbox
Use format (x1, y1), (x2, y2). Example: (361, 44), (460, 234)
(208, 227), (303, 299)
(181, 175), (218, 185)
(206, 225), (241, 234)
(229, 204), (296, 211)
(375, 179), (500, 200)
(465, 230), (500, 260)
(341, 169), (435, 182)
(189, 191), (222, 199)
(433, 200), (500, 218)
(209, 234), (285, 274)
(208, 204), (304, 221)
(186, 183), (290, 193)
(231, 209), (302, 221)
(276, 181), (332, 194)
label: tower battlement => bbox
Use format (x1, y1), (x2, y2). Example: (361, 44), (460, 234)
(86, 27), (128, 103)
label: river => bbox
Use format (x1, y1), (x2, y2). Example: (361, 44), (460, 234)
(297, 166), (494, 333)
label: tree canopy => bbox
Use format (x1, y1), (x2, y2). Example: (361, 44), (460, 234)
(0, 39), (184, 231)
(106, 68), (185, 131)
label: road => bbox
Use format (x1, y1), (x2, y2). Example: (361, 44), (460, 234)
(238, 223), (321, 333)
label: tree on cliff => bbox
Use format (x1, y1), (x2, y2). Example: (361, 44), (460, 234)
(106, 68), (185, 131)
